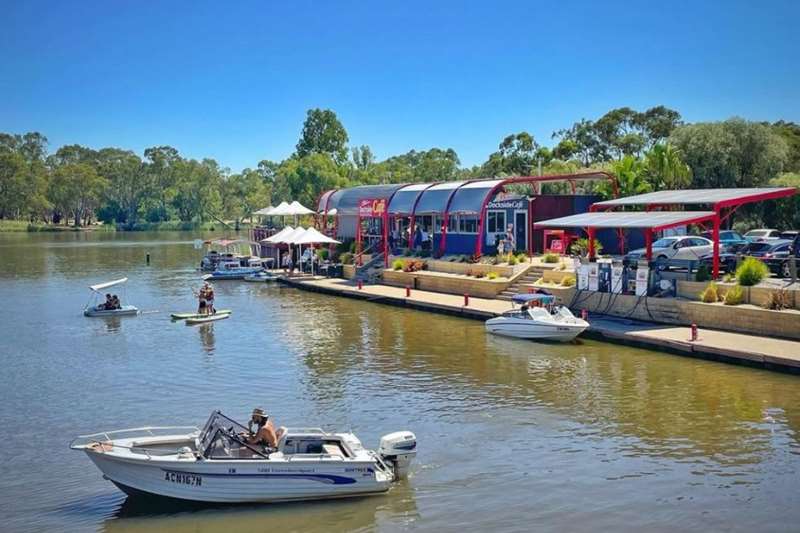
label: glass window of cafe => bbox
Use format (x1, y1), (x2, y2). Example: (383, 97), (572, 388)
(486, 210), (506, 235)
(458, 215), (478, 234)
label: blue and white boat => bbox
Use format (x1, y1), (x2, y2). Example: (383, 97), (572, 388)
(71, 411), (416, 503)
(485, 293), (588, 342)
(203, 259), (265, 281)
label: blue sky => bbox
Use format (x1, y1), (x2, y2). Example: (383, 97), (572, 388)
(2, 0), (798, 171)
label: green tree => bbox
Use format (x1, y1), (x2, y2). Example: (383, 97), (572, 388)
(770, 121), (800, 172)
(222, 168), (270, 227)
(481, 132), (538, 176)
(273, 153), (348, 207)
(49, 163), (108, 226)
(143, 146), (181, 221)
(670, 118), (788, 188)
(171, 158), (223, 222)
(96, 148), (149, 227)
(296, 108), (349, 164)
(643, 143), (692, 190)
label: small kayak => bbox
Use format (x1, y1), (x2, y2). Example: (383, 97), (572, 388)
(171, 310), (232, 320)
(185, 314), (230, 325)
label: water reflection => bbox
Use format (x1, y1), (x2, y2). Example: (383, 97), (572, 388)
(101, 483), (418, 532)
(197, 324), (216, 355)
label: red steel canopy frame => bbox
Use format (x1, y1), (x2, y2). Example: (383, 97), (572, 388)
(473, 172), (620, 257)
(588, 187), (798, 279)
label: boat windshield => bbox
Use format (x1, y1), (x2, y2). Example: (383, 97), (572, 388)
(197, 411), (267, 459)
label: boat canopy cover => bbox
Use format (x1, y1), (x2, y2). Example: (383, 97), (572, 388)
(388, 183), (434, 215)
(511, 293), (554, 304)
(326, 184), (407, 216)
(447, 179), (504, 214)
(89, 278), (128, 292)
(204, 238), (243, 247)
(414, 181), (466, 214)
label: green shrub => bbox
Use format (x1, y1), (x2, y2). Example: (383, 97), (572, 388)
(392, 259), (404, 270)
(315, 249), (329, 261)
(723, 273), (734, 283)
(735, 257), (769, 286)
(561, 276), (576, 287)
(570, 238), (603, 257)
(516, 253), (528, 262)
(724, 284), (744, 305)
(340, 252), (354, 265)
(699, 282), (719, 303)
(695, 264), (711, 282)
(507, 256), (517, 265)
(486, 271), (499, 280)
(543, 253), (560, 264)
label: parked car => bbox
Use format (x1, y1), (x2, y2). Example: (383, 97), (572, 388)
(779, 230), (799, 241)
(744, 228), (781, 242)
(700, 230), (749, 252)
(624, 235), (713, 270)
(749, 239), (797, 277)
(698, 252), (738, 274)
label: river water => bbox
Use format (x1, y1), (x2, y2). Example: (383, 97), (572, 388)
(1, 231), (799, 532)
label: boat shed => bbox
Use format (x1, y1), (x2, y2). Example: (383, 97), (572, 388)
(317, 172), (619, 258)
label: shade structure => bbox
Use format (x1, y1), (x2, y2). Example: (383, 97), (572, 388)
(294, 227), (340, 245)
(324, 184), (407, 216)
(533, 211), (718, 230)
(288, 201), (315, 215)
(269, 201), (292, 216)
(89, 278), (128, 292)
(262, 226), (294, 243)
(592, 187), (797, 208)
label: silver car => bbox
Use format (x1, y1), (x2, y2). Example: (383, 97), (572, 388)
(625, 236), (714, 269)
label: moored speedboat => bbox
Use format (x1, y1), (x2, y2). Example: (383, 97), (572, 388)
(70, 411), (416, 503)
(243, 271), (279, 282)
(485, 293), (588, 342)
(203, 259), (265, 281)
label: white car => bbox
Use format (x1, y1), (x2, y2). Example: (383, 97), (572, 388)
(625, 236), (714, 269)
(744, 228), (781, 243)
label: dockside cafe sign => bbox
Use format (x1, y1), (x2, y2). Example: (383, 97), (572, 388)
(358, 198), (387, 217)
(487, 198), (525, 210)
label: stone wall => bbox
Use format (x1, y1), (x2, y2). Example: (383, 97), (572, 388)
(390, 257), (523, 278)
(382, 269), (512, 298)
(677, 280), (800, 310)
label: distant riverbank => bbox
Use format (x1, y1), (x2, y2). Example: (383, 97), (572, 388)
(0, 220), (244, 232)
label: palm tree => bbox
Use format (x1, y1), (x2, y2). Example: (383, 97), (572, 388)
(597, 155), (652, 199)
(644, 143), (692, 190)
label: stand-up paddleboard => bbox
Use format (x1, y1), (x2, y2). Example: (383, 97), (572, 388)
(185, 313), (230, 325)
(171, 310), (232, 320)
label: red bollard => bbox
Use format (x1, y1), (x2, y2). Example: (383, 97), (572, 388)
(581, 309), (588, 321)
(464, 293), (470, 306)
(357, 280), (363, 290)
(406, 285), (411, 297)
(690, 323), (698, 342)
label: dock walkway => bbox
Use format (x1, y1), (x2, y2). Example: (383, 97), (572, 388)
(287, 277), (800, 373)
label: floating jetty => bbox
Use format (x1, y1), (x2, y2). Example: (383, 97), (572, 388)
(284, 277), (800, 374)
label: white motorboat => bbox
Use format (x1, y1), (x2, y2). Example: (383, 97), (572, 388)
(203, 259), (266, 281)
(485, 293), (588, 342)
(84, 278), (139, 317)
(70, 411), (416, 503)
(243, 271), (279, 282)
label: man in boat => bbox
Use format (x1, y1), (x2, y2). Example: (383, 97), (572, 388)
(103, 294), (114, 310)
(245, 408), (284, 448)
(111, 294), (121, 309)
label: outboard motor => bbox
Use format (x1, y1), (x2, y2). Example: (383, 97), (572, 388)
(379, 431), (417, 479)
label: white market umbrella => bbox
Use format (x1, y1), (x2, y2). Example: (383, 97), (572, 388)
(253, 206), (274, 216)
(294, 227), (340, 275)
(287, 201), (314, 215)
(269, 201), (292, 216)
(263, 225), (294, 243)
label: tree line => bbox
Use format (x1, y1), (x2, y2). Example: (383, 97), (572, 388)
(2, 106), (799, 229)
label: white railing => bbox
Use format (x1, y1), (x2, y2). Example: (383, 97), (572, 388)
(69, 425), (199, 458)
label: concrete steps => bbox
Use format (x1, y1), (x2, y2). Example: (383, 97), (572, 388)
(497, 265), (550, 301)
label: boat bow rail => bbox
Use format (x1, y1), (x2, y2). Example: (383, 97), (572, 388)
(69, 426), (200, 456)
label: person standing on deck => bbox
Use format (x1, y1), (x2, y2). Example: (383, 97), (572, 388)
(505, 224), (516, 257)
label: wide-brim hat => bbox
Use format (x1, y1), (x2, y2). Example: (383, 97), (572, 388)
(251, 407), (266, 418)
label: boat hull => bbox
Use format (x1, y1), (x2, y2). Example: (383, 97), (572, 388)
(84, 451), (391, 503)
(485, 317), (587, 342)
(84, 305), (139, 317)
